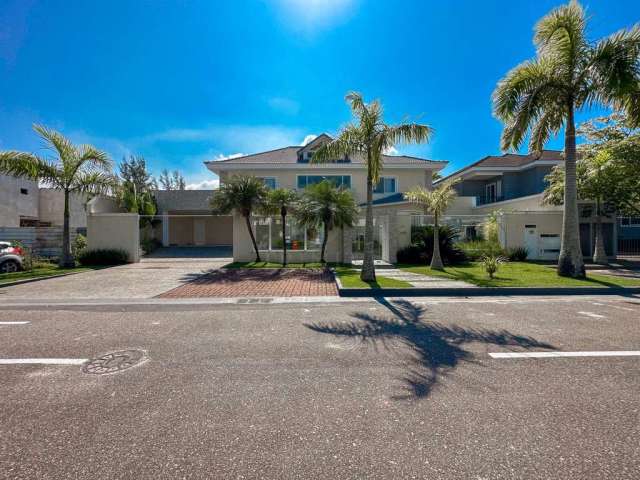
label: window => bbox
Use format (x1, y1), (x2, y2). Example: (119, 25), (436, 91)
(20, 188), (28, 195)
(297, 175), (351, 189)
(374, 177), (397, 194)
(257, 177), (277, 189)
(620, 217), (640, 227)
(252, 217), (323, 251)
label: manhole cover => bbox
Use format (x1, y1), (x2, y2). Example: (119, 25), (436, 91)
(82, 349), (147, 375)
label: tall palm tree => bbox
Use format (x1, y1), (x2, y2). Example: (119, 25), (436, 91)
(493, 0), (640, 278)
(261, 188), (299, 266)
(295, 181), (358, 264)
(314, 92), (432, 281)
(0, 125), (115, 267)
(210, 175), (268, 262)
(404, 181), (458, 270)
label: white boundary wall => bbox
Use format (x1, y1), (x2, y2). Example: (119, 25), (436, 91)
(87, 213), (140, 263)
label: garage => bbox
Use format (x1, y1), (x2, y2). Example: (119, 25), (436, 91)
(166, 213), (233, 247)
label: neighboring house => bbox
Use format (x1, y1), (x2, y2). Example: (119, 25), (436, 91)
(618, 216), (640, 256)
(0, 174), (40, 227)
(436, 150), (617, 260)
(206, 134), (447, 262)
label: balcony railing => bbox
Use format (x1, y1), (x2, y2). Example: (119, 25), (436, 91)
(475, 195), (504, 206)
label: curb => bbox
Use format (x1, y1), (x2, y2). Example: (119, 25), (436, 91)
(337, 286), (640, 297)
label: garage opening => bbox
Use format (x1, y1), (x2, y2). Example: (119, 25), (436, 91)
(140, 213), (233, 247)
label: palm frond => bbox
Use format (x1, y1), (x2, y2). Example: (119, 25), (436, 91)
(313, 125), (362, 164)
(385, 123), (433, 146)
(71, 171), (117, 195)
(33, 124), (75, 165)
(534, 0), (587, 68)
(529, 107), (565, 153)
(345, 91), (366, 117)
(0, 150), (62, 186)
(77, 144), (112, 171)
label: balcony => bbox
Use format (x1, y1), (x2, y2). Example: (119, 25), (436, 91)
(475, 194), (504, 206)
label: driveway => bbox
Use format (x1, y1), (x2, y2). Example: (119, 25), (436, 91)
(0, 248), (232, 300)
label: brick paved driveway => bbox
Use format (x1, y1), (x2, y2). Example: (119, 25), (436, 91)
(157, 268), (338, 298)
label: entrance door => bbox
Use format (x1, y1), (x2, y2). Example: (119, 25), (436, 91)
(193, 219), (206, 246)
(524, 225), (539, 260)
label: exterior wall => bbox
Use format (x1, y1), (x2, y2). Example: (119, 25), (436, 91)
(472, 193), (560, 216)
(38, 189), (88, 227)
(220, 167), (432, 204)
(87, 213), (140, 263)
(0, 226), (81, 257)
(0, 174), (39, 226)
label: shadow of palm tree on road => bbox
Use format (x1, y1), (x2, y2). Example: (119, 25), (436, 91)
(306, 298), (555, 400)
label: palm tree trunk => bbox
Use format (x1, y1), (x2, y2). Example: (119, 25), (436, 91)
(430, 212), (444, 270)
(360, 163), (376, 282)
(320, 221), (329, 264)
(557, 104), (586, 278)
(60, 189), (74, 268)
(244, 214), (261, 262)
(593, 198), (608, 265)
(281, 209), (287, 267)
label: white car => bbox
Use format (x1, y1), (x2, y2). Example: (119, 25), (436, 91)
(0, 241), (25, 273)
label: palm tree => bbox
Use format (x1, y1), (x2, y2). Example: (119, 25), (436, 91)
(404, 181), (458, 270)
(295, 181), (358, 264)
(492, 0), (640, 278)
(261, 188), (299, 266)
(0, 125), (115, 267)
(210, 175), (268, 262)
(313, 92), (432, 281)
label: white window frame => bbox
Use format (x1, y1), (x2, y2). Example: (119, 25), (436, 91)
(296, 174), (352, 190)
(253, 217), (322, 251)
(620, 216), (640, 227)
(373, 176), (398, 194)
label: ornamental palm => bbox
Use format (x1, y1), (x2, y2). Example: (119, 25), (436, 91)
(313, 92), (432, 281)
(0, 125), (115, 267)
(295, 181), (358, 264)
(493, 0), (640, 278)
(261, 188), (299, 266)
(404, 181), (458, 270)
(210, 175), (268, 262)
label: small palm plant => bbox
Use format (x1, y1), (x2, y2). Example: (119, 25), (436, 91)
(295, 181), (358, 264)
(261, 188), (299, 266)
(404, 181), (458, 270)
(210, 175), (268, 262)
(313, 92), (432, 281)
(0, 125), (115, 267)
(493, 0), (640, 278)
(481, 253), (506, 280)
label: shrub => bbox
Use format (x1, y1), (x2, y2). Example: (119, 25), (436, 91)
(77, 249), (129, 266)
(141, 237), (162, 255)
(398, 225), (467, 265)
(11, 241), (34, 271)
(481, 253), (506, 279)
(507, 246), (528, 262)
(456, 239), (505, 261)
(72, 234), (87, 259)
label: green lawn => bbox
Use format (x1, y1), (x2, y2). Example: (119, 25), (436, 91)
(399, 261), (640, 288)
(334, 267), (412, 289)
(0, 265), (94, 285)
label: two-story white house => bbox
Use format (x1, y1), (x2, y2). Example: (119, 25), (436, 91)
(204, 134), (447, 263)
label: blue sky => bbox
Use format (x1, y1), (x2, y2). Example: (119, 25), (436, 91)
(1, 0), (639, 189)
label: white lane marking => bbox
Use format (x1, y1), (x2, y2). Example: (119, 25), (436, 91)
(0, 321), (30, 325)
(490, 351), (640, 359)
(591, 302), (604, 306)
(578, 311), (606, 318)
(0, 358), (87, 365)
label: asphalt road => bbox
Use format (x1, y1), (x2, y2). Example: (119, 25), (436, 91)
(1, 295), (639, 479)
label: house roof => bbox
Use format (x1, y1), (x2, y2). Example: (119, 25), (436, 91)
(204, 133), (446, 169)
(365, 192), (408, 206)
(438, 149), (563, 183)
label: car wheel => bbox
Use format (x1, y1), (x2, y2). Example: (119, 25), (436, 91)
(0, 260), (19, 273)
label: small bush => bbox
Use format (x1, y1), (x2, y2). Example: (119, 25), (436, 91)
(396, 245), (426, 264)
(507, 246), (528, 262)
(11, 241), (34, 271)
(72, 234), (87, 259)
(141, 237), (162, 255)
(397, 225), (467, 265)
(457, 239), (505, 261)
(77, 249), (129, 266)
(481, 254), (506, 279)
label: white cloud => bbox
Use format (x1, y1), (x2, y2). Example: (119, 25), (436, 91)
(267, 97), (300, 115)
(211, 152), (244, 161)
(186, 178), (219, 190)
(302, 134), (317, 145)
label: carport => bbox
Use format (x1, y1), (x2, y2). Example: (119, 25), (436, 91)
(160, 212), (233, 247)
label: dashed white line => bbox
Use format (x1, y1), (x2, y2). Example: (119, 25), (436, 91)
(577, 311), (606, 318)
(0, 358), (87, 365)
(490, 351), (640, 359)
(0, 321), (30, 325)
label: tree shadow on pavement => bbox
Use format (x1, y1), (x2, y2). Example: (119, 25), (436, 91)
(305, 298), (556, 400)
